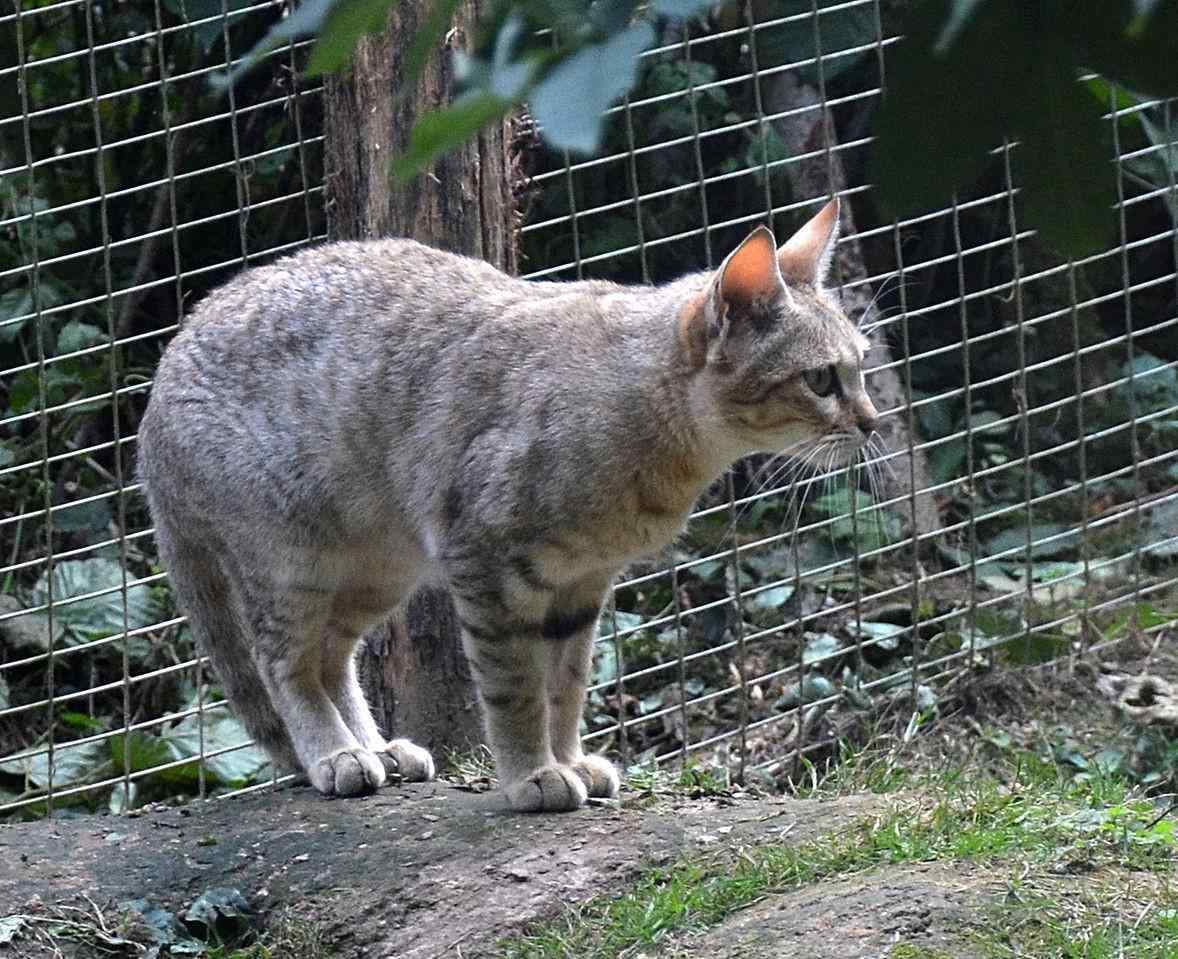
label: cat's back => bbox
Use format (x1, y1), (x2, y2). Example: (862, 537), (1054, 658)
(177, 238), (522, 342)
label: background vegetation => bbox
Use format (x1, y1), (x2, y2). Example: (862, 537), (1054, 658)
(0, 0), (1176, 817)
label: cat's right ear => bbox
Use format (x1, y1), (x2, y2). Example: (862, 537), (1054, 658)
(679, 226), (783, 368)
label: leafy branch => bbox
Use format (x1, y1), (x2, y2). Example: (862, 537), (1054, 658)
(223, 0), (1178, 256)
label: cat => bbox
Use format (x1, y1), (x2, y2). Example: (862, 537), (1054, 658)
(136, 197), (879, 813)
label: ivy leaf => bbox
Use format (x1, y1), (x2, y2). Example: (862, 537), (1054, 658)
(530, 22), (655, 154)
(306, 0), (397, 76)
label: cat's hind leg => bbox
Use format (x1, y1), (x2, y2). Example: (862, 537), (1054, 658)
(319, 629), (435, 783)
(245, 591), (386, 797)
(161, 546), (301, 774)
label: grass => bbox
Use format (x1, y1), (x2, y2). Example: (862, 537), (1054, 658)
(499, 752), (1178, 959)
(204, 917), (333, 959)
(975, 877), (1178, 958)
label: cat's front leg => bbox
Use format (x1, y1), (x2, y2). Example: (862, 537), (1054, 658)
(454, 603), (587, 813)
(545, 598), (621, 800)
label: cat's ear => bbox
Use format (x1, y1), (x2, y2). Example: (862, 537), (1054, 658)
(715, 226), (784, 307)
(679, 226), (784, 368)
(777, 197), (840, 288)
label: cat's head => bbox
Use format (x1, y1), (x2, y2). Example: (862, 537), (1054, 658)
(679, 199), (879, 466)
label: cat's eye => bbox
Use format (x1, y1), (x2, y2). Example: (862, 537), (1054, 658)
(803, 365), (838, 398)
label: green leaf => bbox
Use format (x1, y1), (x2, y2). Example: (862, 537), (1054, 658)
(872, 0), (1030, 218)
(393, 93), (513, 179)
(210, 0), (337, 90)
(754, 0), (876, 83)
(55, 321), (107, 355)
(1079, 2), (1178, 97)
(849, 621), (906, 651)
(31, 558), (164, 644)
(530, 22), (655, 155)
(591, 0), (639, 34)
(0, 737), (112, 790)
(775, 674), (836, 709)
(163, 710), (270, 786)
(802, 632), (844, 665)
(306, 0), (397, 76)
(0, 917), (26, 946)
(1010, 37), (1115, 256)
(930, 439), (966, 485)
(982, 523), (1077, 561)
(751, 584), (795, 610)
(111, 729), (179, 774)
(53, 497), (112, 535)
(0, 288), (32, 341)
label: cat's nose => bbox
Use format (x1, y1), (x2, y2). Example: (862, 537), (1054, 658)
(857, 414), (878, 436)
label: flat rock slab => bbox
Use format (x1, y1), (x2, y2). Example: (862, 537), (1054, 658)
(658, 860), (999, 959)
(0, 783), (889, 957)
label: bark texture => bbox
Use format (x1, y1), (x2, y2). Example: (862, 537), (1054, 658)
(323, 0), (514, 754)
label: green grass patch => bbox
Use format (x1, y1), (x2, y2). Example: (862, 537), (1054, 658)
(974, 879), (1178, 958)
(500, 759), (1177, 959)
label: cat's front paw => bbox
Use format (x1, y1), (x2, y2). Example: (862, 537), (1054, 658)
(378, 738), (436, 783)
(310, 747), (386, 797)
(571, 754), (620, 799)
(504, 764), (588, 813)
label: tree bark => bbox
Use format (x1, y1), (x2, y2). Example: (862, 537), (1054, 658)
(323, 0), (514, 755)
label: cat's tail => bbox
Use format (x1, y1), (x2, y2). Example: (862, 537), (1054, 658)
(157, 531), (302, 775)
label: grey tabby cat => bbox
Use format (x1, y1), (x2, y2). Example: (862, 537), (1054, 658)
(137, 197), (878, 813)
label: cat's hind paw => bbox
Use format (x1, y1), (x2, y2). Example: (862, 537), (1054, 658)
(571, 754), (620, 799)
(379, 738), (436, 783)
(310, 747), (386, 797)
(504, 764), (588, 813)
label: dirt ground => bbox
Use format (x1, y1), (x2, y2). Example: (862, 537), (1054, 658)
(0, 641), (1173, 958)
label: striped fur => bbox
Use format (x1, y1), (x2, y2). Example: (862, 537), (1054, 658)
(137, 199), (877, 813)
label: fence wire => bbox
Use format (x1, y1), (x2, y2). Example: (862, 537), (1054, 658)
(1, 0), (1176, 816)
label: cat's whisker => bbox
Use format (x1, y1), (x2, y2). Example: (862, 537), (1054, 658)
(864, 430), (899, 485)
(778, 442), (828, 541)
(731, 438), (820, 530)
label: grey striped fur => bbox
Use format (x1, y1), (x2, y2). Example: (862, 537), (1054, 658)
(137, 199), (878, 812)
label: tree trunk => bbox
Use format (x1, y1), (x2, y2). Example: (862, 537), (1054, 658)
(323, 0), (515, 755)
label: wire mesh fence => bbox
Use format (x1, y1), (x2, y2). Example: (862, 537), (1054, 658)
(1, 0), (1177, 817)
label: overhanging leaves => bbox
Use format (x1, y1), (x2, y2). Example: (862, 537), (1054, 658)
(393, 93), (514, 178)
(874, 0), (1127, 256)
(306, 0), (398, 75)
(529, 21), (655, 154)
(210, 0), (338, 90)
(1011, 35), (1115, 257)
